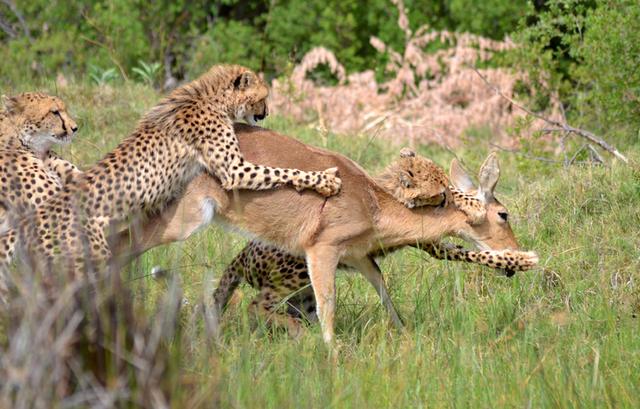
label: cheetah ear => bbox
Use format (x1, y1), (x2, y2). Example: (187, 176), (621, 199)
(399, 171), (414, 188)
(233, 71), (255, 90)
(449, 158), (475, 192)
(2, 95), (21, 114)
(399, 147), (416, 158)
(478, 152), (500, 201)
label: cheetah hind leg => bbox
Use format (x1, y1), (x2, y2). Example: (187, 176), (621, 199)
(285, 286), (318, 324)
(248, 288), (306, 339)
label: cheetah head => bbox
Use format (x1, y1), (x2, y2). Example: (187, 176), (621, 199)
(2, 92), (78, 155)
(394, 148), (450, 208)
(230, 70), (269, 126)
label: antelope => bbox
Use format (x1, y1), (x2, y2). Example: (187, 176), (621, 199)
(115, 124), (535, 343)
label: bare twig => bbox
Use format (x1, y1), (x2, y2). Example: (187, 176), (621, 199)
(472, 67), (629, 164)
(81, 10), (129, 81)
(489, 142), (563, 164)
(0, 0), (31, 42)
(587, 144), (604, 164)
(0, 13), (17, 38)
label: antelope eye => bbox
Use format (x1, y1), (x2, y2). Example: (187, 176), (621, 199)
(498, 212), (508, 221)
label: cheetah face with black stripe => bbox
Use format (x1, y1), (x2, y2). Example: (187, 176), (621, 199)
(3, 92), (78, 155)
(230, 70), (269, 126)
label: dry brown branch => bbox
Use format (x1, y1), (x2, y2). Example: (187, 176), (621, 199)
(472, 67), (629, 164)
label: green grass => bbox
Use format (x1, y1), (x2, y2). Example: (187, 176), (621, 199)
(5, 82), (640, 408)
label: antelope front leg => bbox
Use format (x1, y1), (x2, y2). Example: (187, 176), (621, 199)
(348, 256), (404, 330)
(305, 244), (340, 344)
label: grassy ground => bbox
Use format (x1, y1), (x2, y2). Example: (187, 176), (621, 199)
(4, 82), (640, 407)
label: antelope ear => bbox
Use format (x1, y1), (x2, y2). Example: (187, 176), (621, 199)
(478, 152), (500, 200)
(233, 71), (255, 90)
(449, 158), (475, 192)
(2, 95), (21, 114)
(399, 147), (416, 158)
(399, 172), (413, 188)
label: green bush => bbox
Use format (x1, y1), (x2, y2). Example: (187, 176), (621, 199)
(513, 0), (639, 142)
(1, 0), (525, 84)
(189, 20), (267, 78)
(575, 1), (640, 133)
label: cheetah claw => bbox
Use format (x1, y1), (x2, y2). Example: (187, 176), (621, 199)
(517, 251), (539, 270)
(504, 250), (539, 272)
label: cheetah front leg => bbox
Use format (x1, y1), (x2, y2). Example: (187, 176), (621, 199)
(0, 230), (16, 304)
(420, 242), (539, 275)
(450, 189), (486, 224)
(200, 130), (342, 197)
(43, 151), (83, 184)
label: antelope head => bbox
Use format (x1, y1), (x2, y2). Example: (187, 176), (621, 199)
(450, 152), (520, 252)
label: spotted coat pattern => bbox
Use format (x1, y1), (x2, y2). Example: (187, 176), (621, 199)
(1, 65), (342, 277)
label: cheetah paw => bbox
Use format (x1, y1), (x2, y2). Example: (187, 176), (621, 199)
(315, 167), (342, 197)
(515, 251), (539, 270)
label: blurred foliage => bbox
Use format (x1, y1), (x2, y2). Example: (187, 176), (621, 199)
(0, 0), (524, 84)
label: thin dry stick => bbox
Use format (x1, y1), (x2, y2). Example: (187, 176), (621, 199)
(1, 0), (32, 42)
(471, 67), (629, 164)
(489, 142), (562, 164)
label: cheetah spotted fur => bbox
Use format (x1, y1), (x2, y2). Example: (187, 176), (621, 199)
(2, 65), (342, 277)
(0, 92), (79, 299)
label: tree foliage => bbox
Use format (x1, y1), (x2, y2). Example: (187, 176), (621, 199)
(1, 0), (638, 141)
(514, 0), (640, 135)
(0, 0), (524, 84)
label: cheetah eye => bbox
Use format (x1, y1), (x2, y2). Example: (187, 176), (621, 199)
(51, 109), (60, 116)
(498, 212), (508, 222)
(406, 170), (414, 177)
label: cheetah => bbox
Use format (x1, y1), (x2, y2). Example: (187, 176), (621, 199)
(377, 147), (450, 208)
(4, 65), (342, 276)
(375, 148), (486, 223)
(210, 153), (535, 335)
(0, 92), (79, 300)
(0, 92), (79, 231)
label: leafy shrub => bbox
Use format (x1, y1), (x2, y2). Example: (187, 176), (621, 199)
(88, 64), (119, 85)
(574, 1), (640, 133)
(188, 20), (266, 78)
(513, 0), (640, 140)
(132, 60), (162, 87)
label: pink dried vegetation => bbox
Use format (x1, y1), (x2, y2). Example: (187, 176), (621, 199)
(269, 0), (560, 146)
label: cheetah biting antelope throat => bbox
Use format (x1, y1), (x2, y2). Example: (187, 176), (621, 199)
(112, 124), (538, 343)
(2, 65), (342, 275)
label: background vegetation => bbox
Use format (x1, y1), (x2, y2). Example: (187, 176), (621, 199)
(1, 0), (639, 407)
(1, 0), (639, 139)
